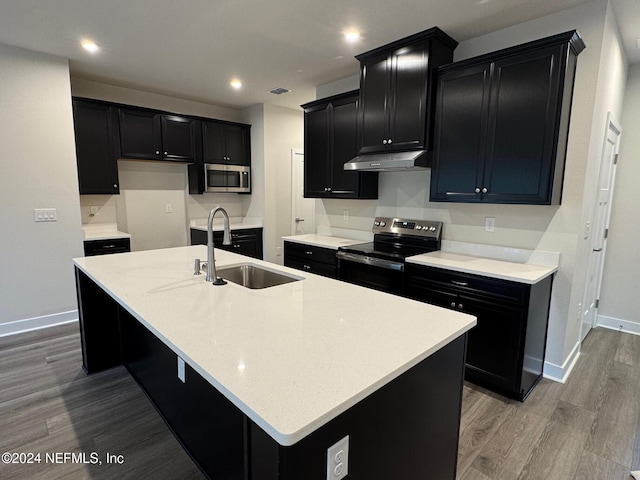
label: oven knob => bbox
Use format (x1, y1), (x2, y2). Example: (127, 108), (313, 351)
(430, 226), (436, 232)
(380, 221), (386, 227)
(374, 221), (380, 226)
(415, 225), (423, 230)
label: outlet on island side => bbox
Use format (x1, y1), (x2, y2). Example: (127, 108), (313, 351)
(327, 435), (349, 480)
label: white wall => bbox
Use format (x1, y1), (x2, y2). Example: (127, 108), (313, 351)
(241, 103), (304, 264)
(598, 63), (640, 330)
(314, 0), (628, 378)
(0, 44), (84, 333)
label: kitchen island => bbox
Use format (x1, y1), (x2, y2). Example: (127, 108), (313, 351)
(74, 246), (475, 479)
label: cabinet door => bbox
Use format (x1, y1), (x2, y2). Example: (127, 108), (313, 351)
(303, 106), (330, 197)
(224, 124), (250, 166)
(161, 115), (196, 162)
(118, 108), (161, 160)
(388, 43), (429, 151)
(430, 63), (491, 202)
(461, 295), (523, 393)
(330, 98), (360, 195)
(202, 121), (226, 163)
(358, 53), (390, 154)
(483, 46), (562, 204)
(72, 100), (119, 194)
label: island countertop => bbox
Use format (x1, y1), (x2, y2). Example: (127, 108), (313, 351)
(73, 246), (475, 446)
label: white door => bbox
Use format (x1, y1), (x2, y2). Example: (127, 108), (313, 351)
(290, 149), (315, 235)
(581, 113), (621, 342)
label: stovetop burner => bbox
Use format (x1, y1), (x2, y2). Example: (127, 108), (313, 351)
(338, 217), (442, 261)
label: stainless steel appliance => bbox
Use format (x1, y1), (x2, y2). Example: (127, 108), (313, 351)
(337, 217), (442, 294)
(204, 164), (250, 193)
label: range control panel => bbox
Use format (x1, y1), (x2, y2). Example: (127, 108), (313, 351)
(372, 217), (442, 238)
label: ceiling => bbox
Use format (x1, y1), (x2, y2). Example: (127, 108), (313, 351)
(0, 0), (638, 111)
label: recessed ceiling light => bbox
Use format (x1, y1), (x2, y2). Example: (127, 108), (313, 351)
(230, 79), (242, 90)
(81, 40), (99, 53)
(344, 30), (361, 43)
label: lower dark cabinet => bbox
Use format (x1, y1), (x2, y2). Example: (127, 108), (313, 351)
(83, 238), (131, 256)
(284, 242), (338, 279)
(190, 227), (263, 260)
(404, 264), (553, 401)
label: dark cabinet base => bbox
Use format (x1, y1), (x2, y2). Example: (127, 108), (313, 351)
(76, 267), (467, 479)
(190, 227), (263, 260)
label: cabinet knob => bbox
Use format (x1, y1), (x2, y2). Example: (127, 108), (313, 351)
(113, 184), (118, 188)
(482, 187), (488, 194)
(458, 304), (464, 309)
(475, 187), (481, 194)
(305, 251), (313, 255)
(450, 302), (456, 308)
(388, 138), (392, 144)
(382, 139), (387, 145)
(164, 151), (168, 155)
(303, 265), (311, 270)
(155, 150), (160, 155)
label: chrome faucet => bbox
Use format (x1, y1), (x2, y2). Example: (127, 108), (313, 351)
(206, 206), (232, 285)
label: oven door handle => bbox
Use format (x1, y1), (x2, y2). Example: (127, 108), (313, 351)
(336, 251), (404, 272)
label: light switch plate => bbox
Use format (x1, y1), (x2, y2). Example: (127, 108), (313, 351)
(34, 208), (57, 222)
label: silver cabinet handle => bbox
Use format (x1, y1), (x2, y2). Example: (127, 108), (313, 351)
(305, 251), (313, 255)
(451, 280), (468, 286)
(303, 265), (311, 270)
(295, 218), (305, 223)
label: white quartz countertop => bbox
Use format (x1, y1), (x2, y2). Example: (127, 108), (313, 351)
(73, 246), (475, 446)
(407, 251), (558, 284)
(281, 234), (366, 250)
(83, 224), (131, 241)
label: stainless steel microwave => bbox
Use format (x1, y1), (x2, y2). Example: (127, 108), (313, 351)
(204, 164), (250, 193)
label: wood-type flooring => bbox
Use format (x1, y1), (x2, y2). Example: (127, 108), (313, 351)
(0, 323), (638, 479)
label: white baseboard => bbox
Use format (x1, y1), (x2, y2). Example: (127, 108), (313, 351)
(0, 310), (78, 337)
(596, 315), (640, 335)
(543, 340), (580, 384)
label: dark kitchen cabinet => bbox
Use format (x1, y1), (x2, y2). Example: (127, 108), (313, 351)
(430, 31), (585, 204)
(118, 107), (197, 162)
(202, 120), (251, 166)
(284, 242), (338, 279)
(72, 98), (120, 194)
(302, 91), (378, 199)
(404, 263), (553, 401)
(356, 27), (457, 158)
(190, 227), (263, 260)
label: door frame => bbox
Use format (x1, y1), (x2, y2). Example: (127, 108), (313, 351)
(290, 148), (315, 235)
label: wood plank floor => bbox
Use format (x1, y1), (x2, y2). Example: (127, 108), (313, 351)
(1, 324), (638, 479)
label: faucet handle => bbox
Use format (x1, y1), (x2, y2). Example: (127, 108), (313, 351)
(194, 258), (202, 275)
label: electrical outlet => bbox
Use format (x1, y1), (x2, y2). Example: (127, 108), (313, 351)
(166, 203), (173, 213)
(34, 208), (57, 222)
(276, 246), (282, 256)
(177, 356), (186, 383)
(327, 435), (349, 480)
(485, 217), (495, 232)
(343, 210), (349, 221)
(90, 206), (99, 216)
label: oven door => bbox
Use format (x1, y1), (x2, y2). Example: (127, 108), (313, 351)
(336, 251), (404, 295)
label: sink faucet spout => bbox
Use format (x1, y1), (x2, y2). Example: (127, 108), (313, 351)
(206, 206), (232, 285)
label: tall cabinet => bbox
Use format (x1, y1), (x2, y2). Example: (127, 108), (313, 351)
(302, 91), (378, 199)
(430, 31), (585, 204)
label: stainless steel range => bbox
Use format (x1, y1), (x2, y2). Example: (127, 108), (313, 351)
(337, 217), (442, 294)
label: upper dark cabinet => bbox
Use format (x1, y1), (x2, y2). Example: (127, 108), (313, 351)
(356, 27), (457, 157)
(72, 98), (119, 195)
(302, 91), (378, 199)
(430, 31), (585, 205)
(117, 107), (196, 163)
(202, 121), (251, 166)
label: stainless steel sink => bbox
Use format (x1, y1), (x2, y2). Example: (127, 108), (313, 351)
(217, 263), (302, 289)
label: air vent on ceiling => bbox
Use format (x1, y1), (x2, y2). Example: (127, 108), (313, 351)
(269, 87), (290, 95)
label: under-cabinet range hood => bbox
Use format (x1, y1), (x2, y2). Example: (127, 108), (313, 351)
(344, 150), (430, 172)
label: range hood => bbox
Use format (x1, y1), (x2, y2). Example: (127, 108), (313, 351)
(344, 150), (430, 172)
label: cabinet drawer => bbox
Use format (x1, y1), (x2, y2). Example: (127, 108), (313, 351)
(84, 238), (131, 256)
(284, 258), (337, 279)
(284, 242), (337, 266)
(406, 265), (527, 306)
